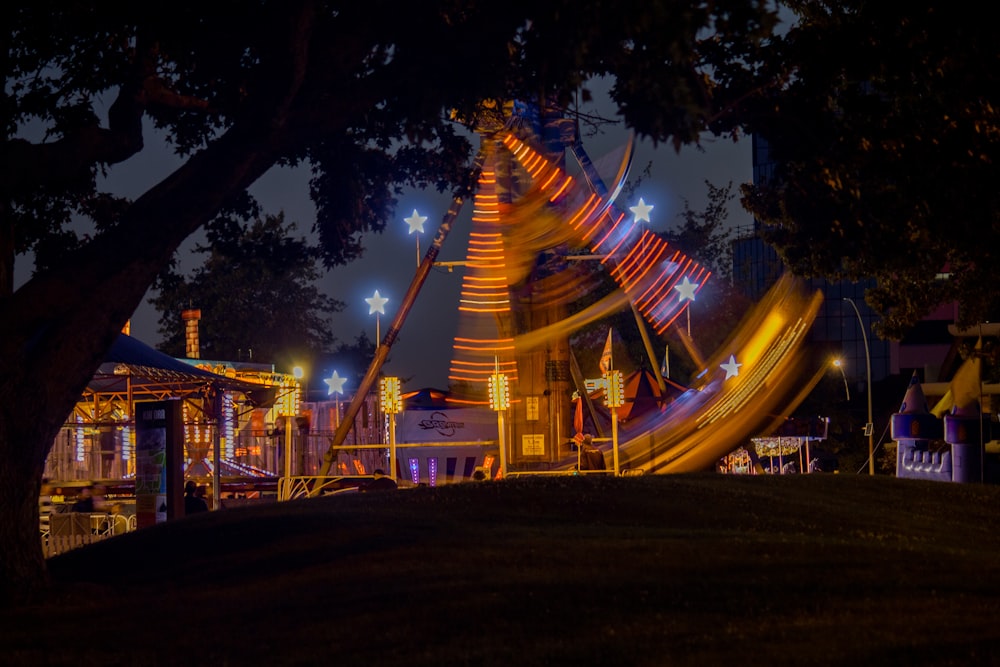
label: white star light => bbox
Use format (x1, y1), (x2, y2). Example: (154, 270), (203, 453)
(720, 354), (742, 380)
(674, 276), (699, 302)
(365, 289), (388, 315)
(629, 198), (654, 224)
(404, 209), (427, 234)
(324, 370), (347, 396)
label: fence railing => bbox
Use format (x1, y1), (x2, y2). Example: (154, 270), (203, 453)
(43, 512), (137, 557)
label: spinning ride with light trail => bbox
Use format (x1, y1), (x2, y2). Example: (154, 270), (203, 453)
(317, 100), (824, 481)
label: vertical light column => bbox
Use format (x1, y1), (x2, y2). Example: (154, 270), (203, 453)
(605, 370), (625, 476)
(488, 371), (510, 477)
(380, 376), (401, 481)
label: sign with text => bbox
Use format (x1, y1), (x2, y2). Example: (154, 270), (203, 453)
(525, 396), (539, 421)
(134, 400), (184, 528)
(521, 434), (545, 456)
(397, 408), (496, 443)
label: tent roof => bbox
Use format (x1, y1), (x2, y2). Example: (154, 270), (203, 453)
(401, 387), (451, 409)
(88, 334), (274, 403)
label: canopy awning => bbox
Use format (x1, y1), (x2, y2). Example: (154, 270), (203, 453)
(86, 334), (276, 406)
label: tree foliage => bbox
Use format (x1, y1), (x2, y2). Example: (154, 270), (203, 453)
(1, 0), (778, 602)
(737, 2), (1000, 339)
(659, 181), (752, 381)
(670, 180), (737, 280)
(151, 213), (342, 366)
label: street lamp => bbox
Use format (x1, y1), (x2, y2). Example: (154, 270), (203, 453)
(380, 376), (401, 481)
(605, 369), (625, 475)
(487, 370), (510, 478)
(324, 370), (347, 429)
(404, 209), (427, 268)
(832, 359), (850, 401)
(674, 276), (699, 337)
(843, 297), (874, 476)
(365, 289), (388, 348)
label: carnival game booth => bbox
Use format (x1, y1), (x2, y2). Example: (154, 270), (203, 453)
(44, 333), (295, 492)
(394, 388), (500, 484)
(747, 416), (831, 475)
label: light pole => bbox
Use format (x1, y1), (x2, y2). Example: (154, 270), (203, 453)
(324, 369), (347, 430)
(366, 289), (388, 348)
(288, 365), (305, 483)
(404, 209), (427, 268)
(843, 298), (874, 476)
(832, 359), (850, 401)
(674, 276), (699, 338)
(488, 370), (510, 478)
(380, 376), (401, 481)
(605, 369), (624, 475)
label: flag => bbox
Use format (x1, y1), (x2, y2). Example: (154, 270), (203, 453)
(931, 339), (982, 418)
(599, 328), (613, 375)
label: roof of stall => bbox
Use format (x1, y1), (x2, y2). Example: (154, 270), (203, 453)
(86, 334), (277, 406)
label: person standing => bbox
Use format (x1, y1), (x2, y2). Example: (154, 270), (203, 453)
(70, 485), (94, 513)
(184, 480), (208, 514)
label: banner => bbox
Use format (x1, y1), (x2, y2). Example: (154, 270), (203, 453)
(134, 399), (183, 527)
(397, 408), (497, 443)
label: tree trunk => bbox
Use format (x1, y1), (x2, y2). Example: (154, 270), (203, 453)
(0, 424), (49, 604)
(0, 127), (280, 606)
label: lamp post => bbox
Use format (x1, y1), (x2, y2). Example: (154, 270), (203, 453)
(324, 370), (347, 431)
(288, 366), (305, 483)
(488, 370), (510, 478)
(674, 276), (699, 337)
(843, 298), (874, 476)
(832, 359), (851, 401)
(605, 369), (624, 475)
(380, 376), (401, 481)
(366, 289), (388, 349)
(404, 209), (427, 268)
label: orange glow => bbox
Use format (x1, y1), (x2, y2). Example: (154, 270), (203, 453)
(453, 343), (516, 352)
(633, 250), (682, 307)
(538, 169), (561, 190)
(566, 194), (600, 229)
(583, 209), (621, 244)
(589, 213), (620, 248)
(548, 175), (574, 202)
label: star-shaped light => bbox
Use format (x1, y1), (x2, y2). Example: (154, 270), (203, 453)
(674, 276), (699, 302)
(324, 370), (347, 396)
(365, 289), (388, 315)
(629, 197), (654, 224)
(720, 354), (742, 380)
(404, 209), (427, 235)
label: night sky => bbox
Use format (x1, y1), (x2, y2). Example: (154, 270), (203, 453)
(16, 94), (753, 392)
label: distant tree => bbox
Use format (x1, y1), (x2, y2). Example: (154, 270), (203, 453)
(735, 2), (1000, 339)
(309, 332), (377, 401)
(668, 181), (737, 280)
(151, 213), (341, 368)
(1, 2), (778, 602)
(659, 182), (752, 382)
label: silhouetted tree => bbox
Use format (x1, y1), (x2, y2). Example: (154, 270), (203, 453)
(151, 213), (341, 367)
(1, 1), (778, 601)
(737, 2), (1000, 339)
